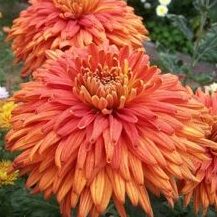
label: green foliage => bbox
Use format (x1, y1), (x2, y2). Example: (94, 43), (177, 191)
(156, 49), (214, 86)
(0, 0), (23, 88)
(0, 180), (61, 217)
(194, 24), (217, 63)
(167, 15), (193, 41)
(155, 50), (189, 74)
(152, 0), (217, 87)
(0, 33), (12, 85)
(129, 0), (217, 66)
(147, 21), (193, 54)
(0, 32), (22, 89)
(128, 0), (196, 55)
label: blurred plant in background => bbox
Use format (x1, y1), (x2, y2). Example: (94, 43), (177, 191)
(128, 0), (217, 87)
(0, 0), (22, 90)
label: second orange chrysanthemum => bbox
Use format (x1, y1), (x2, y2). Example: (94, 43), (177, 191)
(181, 88), (217, 214)
(8, 0), (148, 77)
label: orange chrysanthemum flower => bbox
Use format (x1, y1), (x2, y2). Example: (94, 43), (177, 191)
(181, 88), (217, 214)
(8, 0), (148, 77)
(6, 44), (212, 217)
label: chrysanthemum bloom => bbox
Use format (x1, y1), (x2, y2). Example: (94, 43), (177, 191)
(181, 88), (217, 214)
(0, 100), (17, 129)
(6, 44), (213, 217)
(8, 0), (148, 77)
(0, 160), (18, 186)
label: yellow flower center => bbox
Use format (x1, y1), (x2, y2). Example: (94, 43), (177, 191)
(73, 58), (142, 114)
(0, 171), (8, 180)
(53, 0), (100, 18)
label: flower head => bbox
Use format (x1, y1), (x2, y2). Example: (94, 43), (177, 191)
(0, 87), (9, 99)
(0, 160), (18, 186)
(159, 0), (172, 6)
(156, 5), (168, 17)
(181, 88), (217, 214)
(0, 101), (17, 129)
(8, 0), (148, 77)
(204, 82), (217, 94)
(6, 44), (212, 217)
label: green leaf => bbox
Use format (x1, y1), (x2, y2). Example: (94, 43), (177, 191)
(194, 0), (217, 12)
(194, 23), (217, 63)
(167, 14), (194, 41)
(194, 73), (213, 84)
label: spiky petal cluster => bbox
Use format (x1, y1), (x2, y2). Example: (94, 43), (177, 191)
(8, 0), (148, 77)
(0, 100), (17, 129)
(6, 44), (212, 217)
(0, 160), (18, 186)
(182, 88), (217, 214)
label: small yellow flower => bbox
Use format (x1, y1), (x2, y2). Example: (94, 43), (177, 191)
(0, 100), (17, 129)
(0, 160), (18, 186)
(156, 5), (168, 17)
